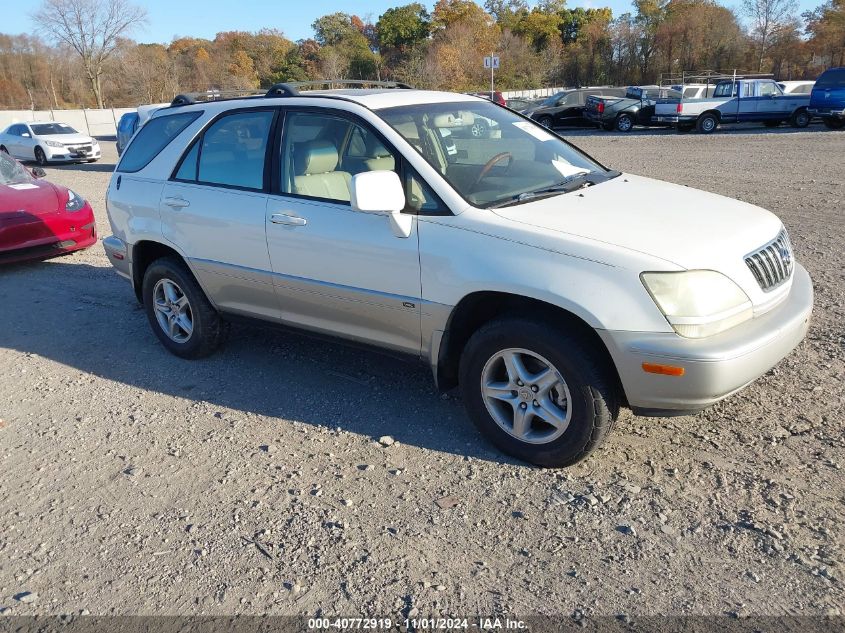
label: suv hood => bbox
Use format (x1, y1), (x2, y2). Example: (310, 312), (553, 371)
(38, 133), (93, 145)
(492, 173), (783, 271)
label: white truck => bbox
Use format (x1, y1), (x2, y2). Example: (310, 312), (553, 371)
(653, 78), (811, 133)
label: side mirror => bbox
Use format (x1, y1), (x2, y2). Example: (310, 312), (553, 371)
(31, 166), (46, 178)
(21, 132), (31, 138)
(350, 170), (412, 239)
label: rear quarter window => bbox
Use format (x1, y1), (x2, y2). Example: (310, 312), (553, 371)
(117, 111), (201, 173)
(816, 68), (845, 88)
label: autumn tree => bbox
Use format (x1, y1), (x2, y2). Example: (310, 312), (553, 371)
(33, 0), (147, 107)
(804, 0), (845, 67)
(743, 0), (799, 70)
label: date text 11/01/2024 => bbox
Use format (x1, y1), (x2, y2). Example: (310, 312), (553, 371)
(307, 617), (527, 630)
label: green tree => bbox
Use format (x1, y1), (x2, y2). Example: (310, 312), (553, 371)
(377, 3), (431, 52)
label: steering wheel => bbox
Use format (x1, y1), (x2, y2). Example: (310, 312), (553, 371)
(471, 152), (512, 191)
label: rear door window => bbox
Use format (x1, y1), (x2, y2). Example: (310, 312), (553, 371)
(118, 111), (201, 173)
(196, 110), (274, 190)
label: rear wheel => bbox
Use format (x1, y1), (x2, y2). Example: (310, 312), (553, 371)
(459, 318), (618, 467)
(142, 256), (228, 359)
(536, 115), (553, 129)
(615, 113), (634, 132)
(822, 117), (845, 129)
(34, 147), (48, 166)
(697, 113), (718, 134)
(790, 109), (810, 128)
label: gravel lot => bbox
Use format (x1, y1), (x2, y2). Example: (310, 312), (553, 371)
(0, 125), (843, 620)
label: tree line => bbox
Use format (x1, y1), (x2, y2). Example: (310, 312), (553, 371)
(1, 0), (844, 110)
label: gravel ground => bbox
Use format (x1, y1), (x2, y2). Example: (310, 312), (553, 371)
(0, 125), (843, 619)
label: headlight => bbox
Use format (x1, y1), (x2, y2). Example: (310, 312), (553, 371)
(66, 189), (86, 212)
(92, 139), (99, 147)
(44, 140), (64, 148)
(641, 270), (753, 338)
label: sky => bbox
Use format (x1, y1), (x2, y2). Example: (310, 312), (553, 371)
(6, 0), (822, 45)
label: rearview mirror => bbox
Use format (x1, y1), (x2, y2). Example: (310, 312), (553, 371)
(350, 170), (412, 239)
(31, 166), (46, 178)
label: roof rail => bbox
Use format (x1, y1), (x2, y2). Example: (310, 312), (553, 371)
(264, 79), (413, 97)
(169, 88), (265, 107)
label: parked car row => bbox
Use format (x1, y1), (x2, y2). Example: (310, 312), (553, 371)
(0, 121), (101, 165)
(510, 67), (845, 134)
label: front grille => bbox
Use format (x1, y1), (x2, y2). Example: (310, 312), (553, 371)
(745, 229), (793, 292)
(68, 144), (92, 153)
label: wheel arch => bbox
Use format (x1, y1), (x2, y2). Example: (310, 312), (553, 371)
(434, 291), (626, 406)
(699, 109), (721, 122)
(131, 240), (189, 303)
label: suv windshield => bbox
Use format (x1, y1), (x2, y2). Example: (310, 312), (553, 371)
(379, 101), (611, 208)
(30, 123), (79, 135)
(0, 152), (33, 185)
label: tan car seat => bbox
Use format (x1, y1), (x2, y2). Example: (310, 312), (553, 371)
(292, 140), (351, 201)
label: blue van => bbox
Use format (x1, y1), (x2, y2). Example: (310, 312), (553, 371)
(115, 111), (139, 155)
(809, 67), (845, 129)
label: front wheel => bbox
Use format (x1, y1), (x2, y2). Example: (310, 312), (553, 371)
(790, 109), (810, 128)
(459, 318), (618, 467)
(822, 117), (845, 130)
(34, 147), (48, 166)
(697, 113), (718, 134)
(615, 113), (634, 132)
(142, 256), (228, 359)
(536, 116), (553, 129)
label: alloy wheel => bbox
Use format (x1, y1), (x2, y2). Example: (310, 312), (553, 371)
(152, 278), (194, 343)
(480, 348), (572, 444)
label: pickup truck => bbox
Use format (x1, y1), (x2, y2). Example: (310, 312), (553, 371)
(653, 78), (811, 133)
(584, 86), (678, 132)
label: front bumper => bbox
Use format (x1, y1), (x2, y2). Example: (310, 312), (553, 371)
(599, 263), (813, 415)
(44, 145), (101, 162)
(0, 208), (97, 264)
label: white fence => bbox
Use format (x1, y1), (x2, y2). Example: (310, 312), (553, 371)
(0, 108), (136, 137)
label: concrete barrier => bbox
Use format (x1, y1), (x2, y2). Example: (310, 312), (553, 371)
(0, 108), (136, 137)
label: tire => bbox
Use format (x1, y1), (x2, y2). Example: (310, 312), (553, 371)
(696, 113), (718, 134)
(142, 256), (228, 359)
(459, 317), (619, 467)
(615, 113), (634, 132)
(87, 158), (98, 163)
(0, 145), (8, 154)
(822, 117), (844, 130)
(537, 116), (553, 129)
(763, 120), (781, 128)
(470, 121), (488, 138)
(790, 109), (810, 128)
(34, 147), (48, 166)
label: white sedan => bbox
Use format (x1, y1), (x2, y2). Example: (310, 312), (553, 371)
(0, 121), (101, 165)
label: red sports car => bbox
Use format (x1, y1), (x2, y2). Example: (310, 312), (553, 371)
(0, 151), (96, 264)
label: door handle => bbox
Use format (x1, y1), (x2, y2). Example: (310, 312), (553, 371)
(270, 213), (307, 227)
(164, 196), (190, 209)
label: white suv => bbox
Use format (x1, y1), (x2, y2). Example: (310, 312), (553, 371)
(103, 82), (813, 467)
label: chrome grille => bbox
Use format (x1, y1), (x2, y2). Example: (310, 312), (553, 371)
(745, 229), (793, 292)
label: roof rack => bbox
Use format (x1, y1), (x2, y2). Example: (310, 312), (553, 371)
(264, 79), (413, 97)
(658, 70), (774, 87)
(169, 80), (414, 108)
